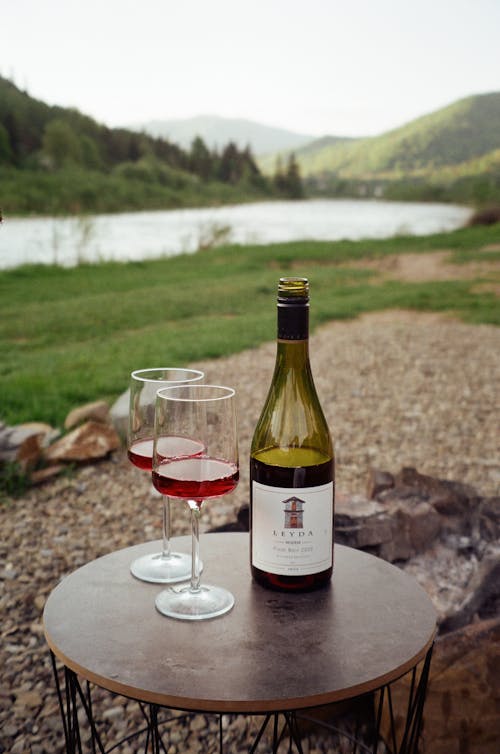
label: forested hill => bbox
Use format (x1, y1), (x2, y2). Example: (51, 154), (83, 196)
(293, 92), (500, 175)
(2, 76), (499, 212)
(0, 76), (191, 171)
(0, 77), (302, 215)
(259, 92), (500, 204)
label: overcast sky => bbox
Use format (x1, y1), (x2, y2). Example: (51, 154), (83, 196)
(2, 0), (499, 138)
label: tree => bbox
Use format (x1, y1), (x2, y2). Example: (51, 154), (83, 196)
(217, 141), (241, 184)
(189, 136), (213, 181)
(0, 123), (12, 164)
(273, 153), (303, 198)
(42, 119), (82, 168)
(3, 112), (21, 164)
(273, 155), (286, 193)
(284, 153), (303, 198)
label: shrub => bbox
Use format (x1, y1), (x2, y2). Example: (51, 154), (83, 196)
(0, 461), (29, 500)
(467, 205), (500, 226)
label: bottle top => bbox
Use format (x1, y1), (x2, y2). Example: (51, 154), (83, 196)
(277, 278), (309, 339)
(278, 277), (309, 304)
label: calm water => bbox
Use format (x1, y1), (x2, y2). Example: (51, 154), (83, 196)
(0, 199), (472, 269)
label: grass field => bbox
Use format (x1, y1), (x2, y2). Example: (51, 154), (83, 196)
(1, 224), (499, 427)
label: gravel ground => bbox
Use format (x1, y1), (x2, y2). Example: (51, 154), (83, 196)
(1, 310), (499, 753)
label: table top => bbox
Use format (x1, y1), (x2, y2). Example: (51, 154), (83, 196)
(43, 533), (436, 713)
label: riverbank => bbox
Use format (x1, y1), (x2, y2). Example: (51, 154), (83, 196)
(0, 165), (274, 219)
(1, 223), (498, 430)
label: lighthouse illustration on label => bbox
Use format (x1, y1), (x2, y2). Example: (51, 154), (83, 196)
(282, 496), (305, 529)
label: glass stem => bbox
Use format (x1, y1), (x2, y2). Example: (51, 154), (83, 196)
(190, 503), (202, 592)
(161, 498), (171, 559)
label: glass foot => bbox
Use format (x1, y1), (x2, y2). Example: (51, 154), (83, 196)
(155, 584), (235, 620)
(130, 551), (199, 584)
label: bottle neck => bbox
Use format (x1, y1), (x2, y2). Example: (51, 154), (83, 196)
(276, 338), (310, 370)
(277, 300), (309, 341)
(276, 302), (310, 369)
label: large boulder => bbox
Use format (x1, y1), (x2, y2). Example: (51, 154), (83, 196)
(110, 388), (130, 439)
(384, 617), (500, 754)
(335, 493), (443, 561)
(64, 400), (111, 430)
(0, 405), (122, 487)
(336, 466), (498, 562)
(0, 421), (59, 470)
(44, 421), (120, 462)
(440, 545), (500, 633)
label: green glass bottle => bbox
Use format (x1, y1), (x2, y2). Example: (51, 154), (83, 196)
(250, 278), (335, 591)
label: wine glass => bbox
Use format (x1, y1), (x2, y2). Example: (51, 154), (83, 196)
(127, 368), (204, 583)
(153, 384), (239, 620)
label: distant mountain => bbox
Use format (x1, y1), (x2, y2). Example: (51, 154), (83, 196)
(258, 134), (358, 174)
(294, 134), (358, 156)
(131, 114), (315, 156)
(284, 92), (500, 178)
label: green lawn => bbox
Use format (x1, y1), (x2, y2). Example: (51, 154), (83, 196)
(1, 224), (499, 427)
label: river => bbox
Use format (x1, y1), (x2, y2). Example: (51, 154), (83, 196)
(0, 199), (472, 269)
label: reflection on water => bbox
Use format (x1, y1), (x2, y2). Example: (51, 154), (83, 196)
(0, 199), (472, 269)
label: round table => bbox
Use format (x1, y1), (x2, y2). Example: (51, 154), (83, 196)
(44, 533), (436, 751)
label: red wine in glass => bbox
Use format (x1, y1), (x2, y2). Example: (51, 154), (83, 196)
(153, 457), (239, 502)
(128, 436), (204, 472)
(153, 383), (239, 621)
(128, 438), (154, 471)
(127, 367), (204, 584)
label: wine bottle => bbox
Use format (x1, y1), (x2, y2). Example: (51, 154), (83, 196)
(250, 277), (334, 591)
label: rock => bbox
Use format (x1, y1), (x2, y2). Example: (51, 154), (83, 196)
(13, 434), (42, 471)
(0, 422), (59, 466)
(30, 464), (66, 485)
(380, 466), (476, 517)
(379, 500), (441, 562)
(440, 545), (500, 633)
(335, 494), (441, 561)
(34, 595), (46, 612)
(237, 504), (250, 531)
(14, 689), (43, 708)
(0, 421), (58, 449)
(335, 496), (394, 550)
(366, 467), (394, 498)
(478, 496), (500, 543)
(1, 723), (17, 737)
(209, 504), (250, 532)
(44, 421), (121, 463)
(10, 738), (27, 754)
(384, 617), (500, 754)
(64, 400), (111, 430)
(110, 388), (130, 438)
(102, 705), (124, 721)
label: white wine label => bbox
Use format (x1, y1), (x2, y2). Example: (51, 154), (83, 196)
(252, 481), (333, 575)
